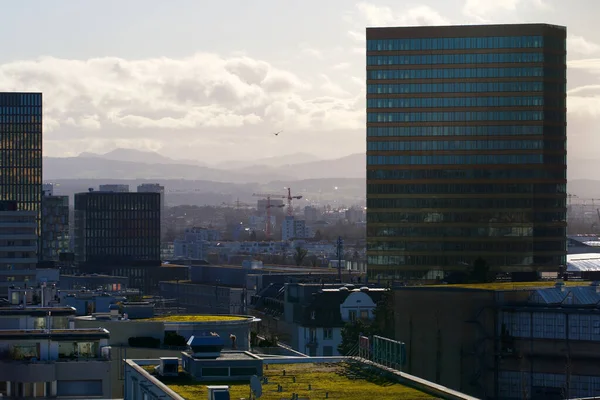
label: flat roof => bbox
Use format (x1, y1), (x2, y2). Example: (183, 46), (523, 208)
(142, 315), (250, 323)
(0, 328), (110, 341)
(421, 281), (593, 292)
(0, 307), (76, 317)
(160, 362), (436, 400)
(366, 23), (566, 38)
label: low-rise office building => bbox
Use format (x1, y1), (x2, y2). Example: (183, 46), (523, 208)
(0, 305), (111, 398)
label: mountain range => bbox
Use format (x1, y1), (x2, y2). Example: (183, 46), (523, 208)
(44, 149), (365, 183)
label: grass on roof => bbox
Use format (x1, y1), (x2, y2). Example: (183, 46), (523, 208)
(159, 362), (437, 400)
(143, 315), (247, 323)
(430, 280), (592, 291)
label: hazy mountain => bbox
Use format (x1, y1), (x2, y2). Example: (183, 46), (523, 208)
(214, 152), (322, 170)
(235, 153), (364, 180)
(44, 153), (364, 183)
(44, 156), (295, 183)
(77, 148), (205, 166)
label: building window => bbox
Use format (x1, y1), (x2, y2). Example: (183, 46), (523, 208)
(360, 310), (370, 320)
(349, 310), (357, 321)
(323, 328), (333, 340)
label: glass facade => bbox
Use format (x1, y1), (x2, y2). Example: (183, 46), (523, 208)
(41, 195), (70, 262)
(0, 92), (43, 223)
(74, 192), (161, 267)
(366, 24), (567, 280)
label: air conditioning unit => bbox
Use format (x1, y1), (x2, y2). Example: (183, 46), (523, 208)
(207, 385), (230, 400)
(157, 357), (179, 377)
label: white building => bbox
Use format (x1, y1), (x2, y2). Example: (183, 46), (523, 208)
(0, 204), (37, 296)
(173, 227), (221, 259)
(282, 216), (312, 241)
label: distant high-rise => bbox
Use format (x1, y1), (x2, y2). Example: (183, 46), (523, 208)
(74, 191), (161, 267)
(99, 184), (129, 193)
(366, 24), (567, 280)
(0, 92), (43, 218)
(41, 193), (70, 262)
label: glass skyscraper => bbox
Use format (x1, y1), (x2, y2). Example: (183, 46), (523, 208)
(0, 93), (43, 216)
(366, 24), (567, 280)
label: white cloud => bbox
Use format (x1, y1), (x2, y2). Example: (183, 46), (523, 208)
(462, 0), (549, 21)
(568, 35), (600, 56)
(347, 30), (366, 43)
(568, 58), (600, 73)
(0, 53), (363, 147)
(355, 2), (450, 27)
(332, 62), (351, 70)
(299, 43), (323, 59)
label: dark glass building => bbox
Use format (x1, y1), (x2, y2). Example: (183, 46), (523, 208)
(0, 92), (43, 219)
(40, 194), (70, 262)
(366, 24), (567, 280)
(74, 191), (161, 268)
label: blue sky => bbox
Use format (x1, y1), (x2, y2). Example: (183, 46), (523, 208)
(1, 0), (599, 165)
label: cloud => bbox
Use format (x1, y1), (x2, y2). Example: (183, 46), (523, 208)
(332, 62), (351, 70)
(568, 35), (600, 56)
(568, 58), (600, 73)
(462, 0), (549, 21)
(356, 2), (450, 26)
(299, 43), (323, 59)
(0, 53), (363, 146)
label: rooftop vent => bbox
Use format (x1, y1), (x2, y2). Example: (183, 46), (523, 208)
(359, 286), (370, 292)
(339, 287), (349, 292)
(187, 332), (224, 359)
(156, 357), (179, 377)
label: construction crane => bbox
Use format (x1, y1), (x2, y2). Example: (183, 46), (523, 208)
(253, 189), (302, 238)
(253, 188), (302, 217)
(251, 194), (284, 239)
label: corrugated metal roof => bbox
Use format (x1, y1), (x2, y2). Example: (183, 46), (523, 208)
(567, 253), (600, 271)
(532, 285), (600, 305)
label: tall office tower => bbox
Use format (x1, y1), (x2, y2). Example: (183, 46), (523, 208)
(366, 24), (567, 280)
(40, 192), (70, 262)
(0, 201), (37, 295)
(0, 92), (43, 216)
(74, 191), (161, 267)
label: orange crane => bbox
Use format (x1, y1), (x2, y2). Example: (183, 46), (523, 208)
(253, 188), (302, 238)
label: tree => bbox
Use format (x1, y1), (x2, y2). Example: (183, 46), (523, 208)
(372, 290), (395, 338)
(314, 229), (323, 241)
(249, 230), (257, 241)
(338, 289), (394, 355)
(338, 319), (376, 356)
(294, 246), (308, 266)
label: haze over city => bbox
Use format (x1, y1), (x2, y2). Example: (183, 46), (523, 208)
(0, 0), (598, 172)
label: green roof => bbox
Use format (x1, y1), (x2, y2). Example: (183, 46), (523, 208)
(164, 362), (436, 400)
(427, 281), (592, 291)
(143, 315), (248, 323)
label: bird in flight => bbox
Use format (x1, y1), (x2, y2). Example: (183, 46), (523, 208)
(273, 130), (283, 136)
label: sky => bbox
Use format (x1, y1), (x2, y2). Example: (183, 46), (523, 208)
(1, 0), (599, 163)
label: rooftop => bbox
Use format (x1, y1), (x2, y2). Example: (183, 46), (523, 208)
(142, 314), (250, 323)
(0, 328), (110, 340)
(160, 362), (437, 400)
(0, 306), (76, 317)
(425, 281), (592, 291)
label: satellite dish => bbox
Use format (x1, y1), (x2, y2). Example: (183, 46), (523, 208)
(250, 375), (262, 399)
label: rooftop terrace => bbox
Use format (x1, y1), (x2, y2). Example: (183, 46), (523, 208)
(142, 314), (250, 323)
(426, 281), (593, 291)
(155, 362), (437, 400)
